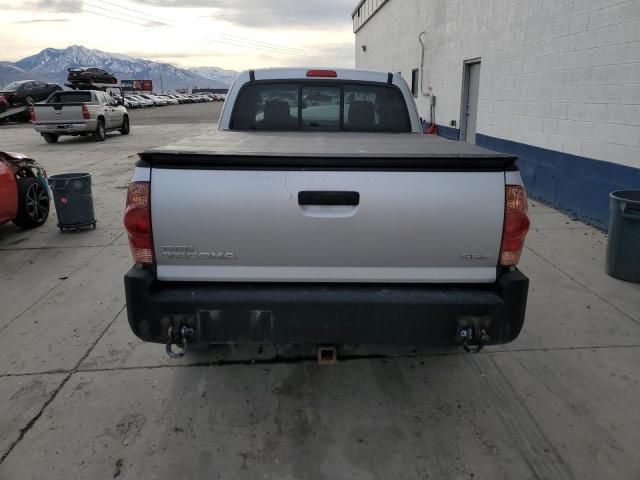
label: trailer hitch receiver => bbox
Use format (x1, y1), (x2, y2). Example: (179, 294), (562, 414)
(166, 325), (194, 359)
(455, 317), (490, 353)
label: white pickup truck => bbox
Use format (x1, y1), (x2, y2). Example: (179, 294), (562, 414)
(124, 68), (530, 358)
(32, 90), (130, 143)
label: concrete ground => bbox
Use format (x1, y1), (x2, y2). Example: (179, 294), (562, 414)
(0, 102), (639, 480)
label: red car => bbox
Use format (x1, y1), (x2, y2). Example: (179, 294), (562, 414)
(0, 152), (50, 229)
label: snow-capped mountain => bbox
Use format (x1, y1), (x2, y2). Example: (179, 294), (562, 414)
(188, 66), (238, 86)
(1, 45), (236, 91)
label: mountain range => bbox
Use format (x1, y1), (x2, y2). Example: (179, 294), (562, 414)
(1, 45), (237, 92)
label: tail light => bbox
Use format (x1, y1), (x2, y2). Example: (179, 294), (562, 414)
(306, 69), (337, 77)
(30, 108), (36, 122)
(124, 181), (154, 265)
(81, 104), (90, 120)
(500, 185), (530, 266)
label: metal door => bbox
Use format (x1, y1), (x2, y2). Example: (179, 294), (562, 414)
(461, 61), (481, 144)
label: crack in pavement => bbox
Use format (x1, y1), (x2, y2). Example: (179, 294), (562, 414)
(2, 343), (638, 379)
(525, 244), (640, 327)
(0, 304), (126, 465)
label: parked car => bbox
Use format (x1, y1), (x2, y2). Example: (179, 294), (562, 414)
(122, 96), (142, 109)
(137, 94), (165, 106)
(32, 90), (129, 143)
(158, 95), (179, 105)
(0, 152), (50, 229)
(127, 95), (153, 108)
(0, 80), (62, 106)
(67, 67), (118, 85)
(123, 68), (531, 358)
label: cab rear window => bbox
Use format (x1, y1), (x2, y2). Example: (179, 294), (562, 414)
(48, 92), (92, 103)
(230, 82), (411, 132)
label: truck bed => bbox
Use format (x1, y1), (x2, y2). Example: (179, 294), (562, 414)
(138, 131), (516, 169)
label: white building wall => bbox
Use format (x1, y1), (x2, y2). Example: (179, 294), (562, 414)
(355, 0), (640, 168)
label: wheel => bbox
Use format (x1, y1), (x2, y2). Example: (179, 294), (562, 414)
(25, 96), (35, 105)
(119, 116), (130, 135)
(94, 119), (105, 141)
(43, 133), (58, 144)
(13, 178), (50, 229)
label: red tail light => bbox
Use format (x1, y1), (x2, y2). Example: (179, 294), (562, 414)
(30, 107), (36, 122)
(500, 185), (530, 266)
(124, 181), (154, 265)
(81, 104), (90, 120)
(306, 69), (337, 77)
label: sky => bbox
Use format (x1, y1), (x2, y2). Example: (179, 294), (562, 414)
(0, 0), (357, 70)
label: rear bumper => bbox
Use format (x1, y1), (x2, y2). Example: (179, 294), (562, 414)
(125, 267), (528, 346)
(34, 121), (97, 134)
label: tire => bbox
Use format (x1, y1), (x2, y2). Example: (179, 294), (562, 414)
(94, 119), (105, 141)
(119, 115), (130, 135)
(13, 177), (50, 229)
(43, 133), (58, 144)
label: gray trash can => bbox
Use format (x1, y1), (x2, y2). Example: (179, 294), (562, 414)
(606, 190), (640, 283)
(48, 173), (96, 232)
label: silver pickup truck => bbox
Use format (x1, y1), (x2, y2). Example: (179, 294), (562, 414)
(124, 68), (530, 357)
(32, 90), (130, 143)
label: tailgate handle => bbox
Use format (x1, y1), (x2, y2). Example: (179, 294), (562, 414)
(298, 191), (360, 206)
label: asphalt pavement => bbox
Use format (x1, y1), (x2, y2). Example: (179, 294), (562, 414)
(0, 102), (639, 480)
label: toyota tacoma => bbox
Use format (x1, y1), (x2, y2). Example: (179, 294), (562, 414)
(123, 68), (530, 358)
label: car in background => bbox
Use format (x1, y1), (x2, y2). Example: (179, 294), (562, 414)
(122, 96), (142, 109)
(158, 95), (179, 105)
(67, 67), (118, 84)
(0, 152), (50, 229)
(32, 90), (129, 143)
(113, 94), (139, 109)
(137, 94), (166, 106)
(0, 80), (62, 106)
(127, 95), (153, 108)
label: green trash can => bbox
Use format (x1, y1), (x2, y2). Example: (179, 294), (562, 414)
(606, 190), (640, 283)
(48, 173), (96, 232)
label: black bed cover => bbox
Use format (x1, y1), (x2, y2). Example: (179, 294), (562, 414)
(139, 131), (517, 170)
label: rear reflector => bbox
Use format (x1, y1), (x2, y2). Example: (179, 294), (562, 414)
(500, 185), (530, 266)
(306, 70), (337, 77)
(124, 181), (154, 265)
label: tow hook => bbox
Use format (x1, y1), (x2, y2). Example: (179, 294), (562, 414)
(166, 325), (194, 359)
(456, 325), (490, 353)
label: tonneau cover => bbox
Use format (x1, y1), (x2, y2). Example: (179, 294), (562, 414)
(139, 131), (517, 170)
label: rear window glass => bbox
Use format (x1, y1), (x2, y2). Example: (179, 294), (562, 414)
(48, 92), (92, 103)
(231, 82), (411, 132)
(2, 82), (24, 92)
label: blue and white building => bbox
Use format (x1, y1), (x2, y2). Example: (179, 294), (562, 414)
(353, 0), (640, 228)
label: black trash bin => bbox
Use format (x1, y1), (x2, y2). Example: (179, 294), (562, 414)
(48, 173), (96, 232)
(606, 190), (640, 283)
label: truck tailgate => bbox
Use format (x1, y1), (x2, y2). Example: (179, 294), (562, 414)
(150, 168), (504, 283)
(33, 104), (85, 124)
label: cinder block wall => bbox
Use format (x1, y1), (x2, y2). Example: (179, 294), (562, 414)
(354, 0), (640, 228)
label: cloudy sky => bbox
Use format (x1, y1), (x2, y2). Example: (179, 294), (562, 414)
(1, 0), (356, 69)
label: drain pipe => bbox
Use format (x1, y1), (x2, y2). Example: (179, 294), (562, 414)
(418, 31), (427, 96)
(418, 31), (437, 134)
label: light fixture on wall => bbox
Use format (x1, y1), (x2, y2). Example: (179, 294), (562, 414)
(361, 45), (367, 52)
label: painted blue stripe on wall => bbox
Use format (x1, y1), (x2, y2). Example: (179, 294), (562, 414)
(475, 133), (640, 230)
(436, 124), (460, 141)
